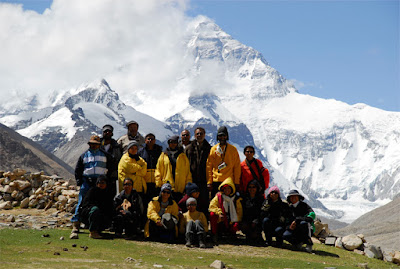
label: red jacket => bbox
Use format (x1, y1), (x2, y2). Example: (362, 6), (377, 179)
(240, 159), (270, 193)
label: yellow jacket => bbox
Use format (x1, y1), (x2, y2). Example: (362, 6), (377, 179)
(179, 210), (208, 234)
(155, 152), (192, 193)
(209, 177), (243, 223)
(118, 152), (147, 193)
(206, 143), (241, 185)
(144, 196), (179, 238)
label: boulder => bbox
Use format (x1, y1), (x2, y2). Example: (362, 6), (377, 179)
(364, 245), (383, 260)
(20, 198), (29, 208)
(210, 260), (225, 269)
(342, 234), (363, 251)
(393, 251), (400, 265)
(0, 201), (12, 210)
(325, 236), (337, 246)
(13, 168), (26, 177)
(14, 180), (31, 191)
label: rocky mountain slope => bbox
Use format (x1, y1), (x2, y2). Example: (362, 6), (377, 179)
(0, 123), (73, 179)
(334, 194), (400, 253)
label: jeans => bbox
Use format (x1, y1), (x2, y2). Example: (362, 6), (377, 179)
(71, 180), (90, 223)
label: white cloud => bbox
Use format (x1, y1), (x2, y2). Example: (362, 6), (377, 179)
(0, 0), (193, 108)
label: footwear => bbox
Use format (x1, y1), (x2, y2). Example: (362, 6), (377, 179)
(305, 244), (313, 253)
(211, 234), (218, 244)
(71, 222), (80, 233)
(115, 232), (123, 238)
(294, 243), (303, 250)
(89, 231), (103, 239)
(69, 232), (79, 239)
(199, 234), (206, 248)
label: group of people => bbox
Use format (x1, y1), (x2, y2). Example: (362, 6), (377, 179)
(69, 121), (315, 252)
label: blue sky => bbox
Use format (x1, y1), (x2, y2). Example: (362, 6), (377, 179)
(2, 0), (399, 112)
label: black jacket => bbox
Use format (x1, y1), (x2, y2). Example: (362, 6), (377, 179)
(184, 140), (211, 187)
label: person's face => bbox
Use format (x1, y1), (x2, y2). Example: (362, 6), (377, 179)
(269, 191), (279, 202)
(169, 141), (178, 150)
(187, 202), (197, 212)
(223, 186), (232, 196)
(244, 148), (255, 161)
(161, 189), (171, 201)
(181, 130), (190, 144)
(217, 134), (227, 145)
(191, 191), (200, 199)
(290, 195), (300, 204)
(247, 184), (257, 196)
(97, 180), (107, 190)
(123, 180), (133, 193)
(128, 123), (138, 136)
(145, 136), (156, 147)
(103, 129), (113, 139)
(89, 143), (100, 150)
(195, 129), (205, 143)
(128, 145), (138, 155)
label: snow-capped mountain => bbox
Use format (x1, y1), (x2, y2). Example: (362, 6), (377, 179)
(0, 17), (399, 223)
(0, 79), (173, 167)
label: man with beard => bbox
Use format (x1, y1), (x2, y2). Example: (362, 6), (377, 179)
(117, 120), (145, 154)
(180, 129), (191, 150)
(206, 126), (241, 198)
(100, 124), (122, 196)
(184, 127), (211, 215)
(155, 135), (192, 203)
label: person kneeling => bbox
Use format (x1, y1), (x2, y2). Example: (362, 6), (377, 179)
(144, 183), (179, 243)
(79, 175), (114, 239)
(179, 197), (208, 248)
(209, 177), (242, 244)
(113, 178), (144, 239)
(282, 190), (316, 253)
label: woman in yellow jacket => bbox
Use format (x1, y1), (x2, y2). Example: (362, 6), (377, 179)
(118, 141), (147, 196)
(209, 177), (243, 243)
(155, 135), (192, 203)
(144, 183), (179, 242)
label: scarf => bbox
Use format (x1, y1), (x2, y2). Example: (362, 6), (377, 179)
(222, 194), (238, 223)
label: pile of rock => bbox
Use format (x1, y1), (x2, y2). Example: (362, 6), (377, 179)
(0, 169), (78, 213)
(313, 220), (400, 265)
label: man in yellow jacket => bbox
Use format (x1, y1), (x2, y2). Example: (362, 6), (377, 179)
(155, 135), (192, 203)
(118, 141), (147, 197)
(206, 126), (241, 197)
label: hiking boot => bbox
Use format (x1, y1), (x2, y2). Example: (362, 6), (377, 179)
(71, 222), (80, 233)
(211, 234), (218, 244)
(294, 243), (303, 250)
(305, 244), (313, 253)
(89, 231), (103, 239)
(185, 239), (193, 248)
(69, 232), (79, 239)
(199, 234), (206, 248)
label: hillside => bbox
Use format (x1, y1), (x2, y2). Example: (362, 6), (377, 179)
(0, 123), (73, 179)
(334, 194), (400, 253)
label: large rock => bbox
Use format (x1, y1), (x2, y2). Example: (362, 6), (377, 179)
(14, 180), (31, 191)
(393, 251), (400, 265)
(0, 201), (12, 210)
(364, 245), (383, 259)
(342, 234), (363, 251)
(20, 197), (29, 208)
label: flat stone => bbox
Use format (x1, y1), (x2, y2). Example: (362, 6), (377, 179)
(325, 236), (336, 245)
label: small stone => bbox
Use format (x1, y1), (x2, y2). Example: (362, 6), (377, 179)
(72, 244), (77, 247)
(60, 236), (64, 240)
(42, 234), (50, 237)
(6, 215), (15, 222)
(210, 260), (225, 269)
(324, 236), (336, 245)
(63, 248), (68, 251)
(357, 263), (369, 269)
(54, 252), (60, 255)
(125, 257), (136, 263)
(153, 265), (163, 268)
(354, 249), (364, 255)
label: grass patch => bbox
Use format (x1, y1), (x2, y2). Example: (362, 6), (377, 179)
(0, 228), (396, 268)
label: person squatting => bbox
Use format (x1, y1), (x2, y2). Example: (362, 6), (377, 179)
(70, 123), (316, 252)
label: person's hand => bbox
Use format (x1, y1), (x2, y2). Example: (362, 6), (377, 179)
(156, 220), (163, 226)
(218, 214), (224, 222)
(290, 221), (296, 230)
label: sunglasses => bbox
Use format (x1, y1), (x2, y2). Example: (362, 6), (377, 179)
(195, 132), (204, 135)
(270, 191), (278, 194)
(146, 137), (155, 141)
(123, 183), (133, 186)
(181, 134), (190, 137)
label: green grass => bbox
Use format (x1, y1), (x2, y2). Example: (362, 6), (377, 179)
(0, 228), (396, 269)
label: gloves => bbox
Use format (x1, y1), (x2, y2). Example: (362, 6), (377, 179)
(76, 178), (83, 186)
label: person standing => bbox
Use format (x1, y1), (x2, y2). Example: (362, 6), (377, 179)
(138, 133), (163, 205)
(180, 129), (191, 150)
(70, 135), (111, 239)
(240, 145), (270, 195)
(117, 120), (145, 154)
(118, 141), (147, 196)
(184, 127), (211, 215)
(206, 126), (241, 197)
(100, 124), (122, 196)
(155, 135), (192, 203)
